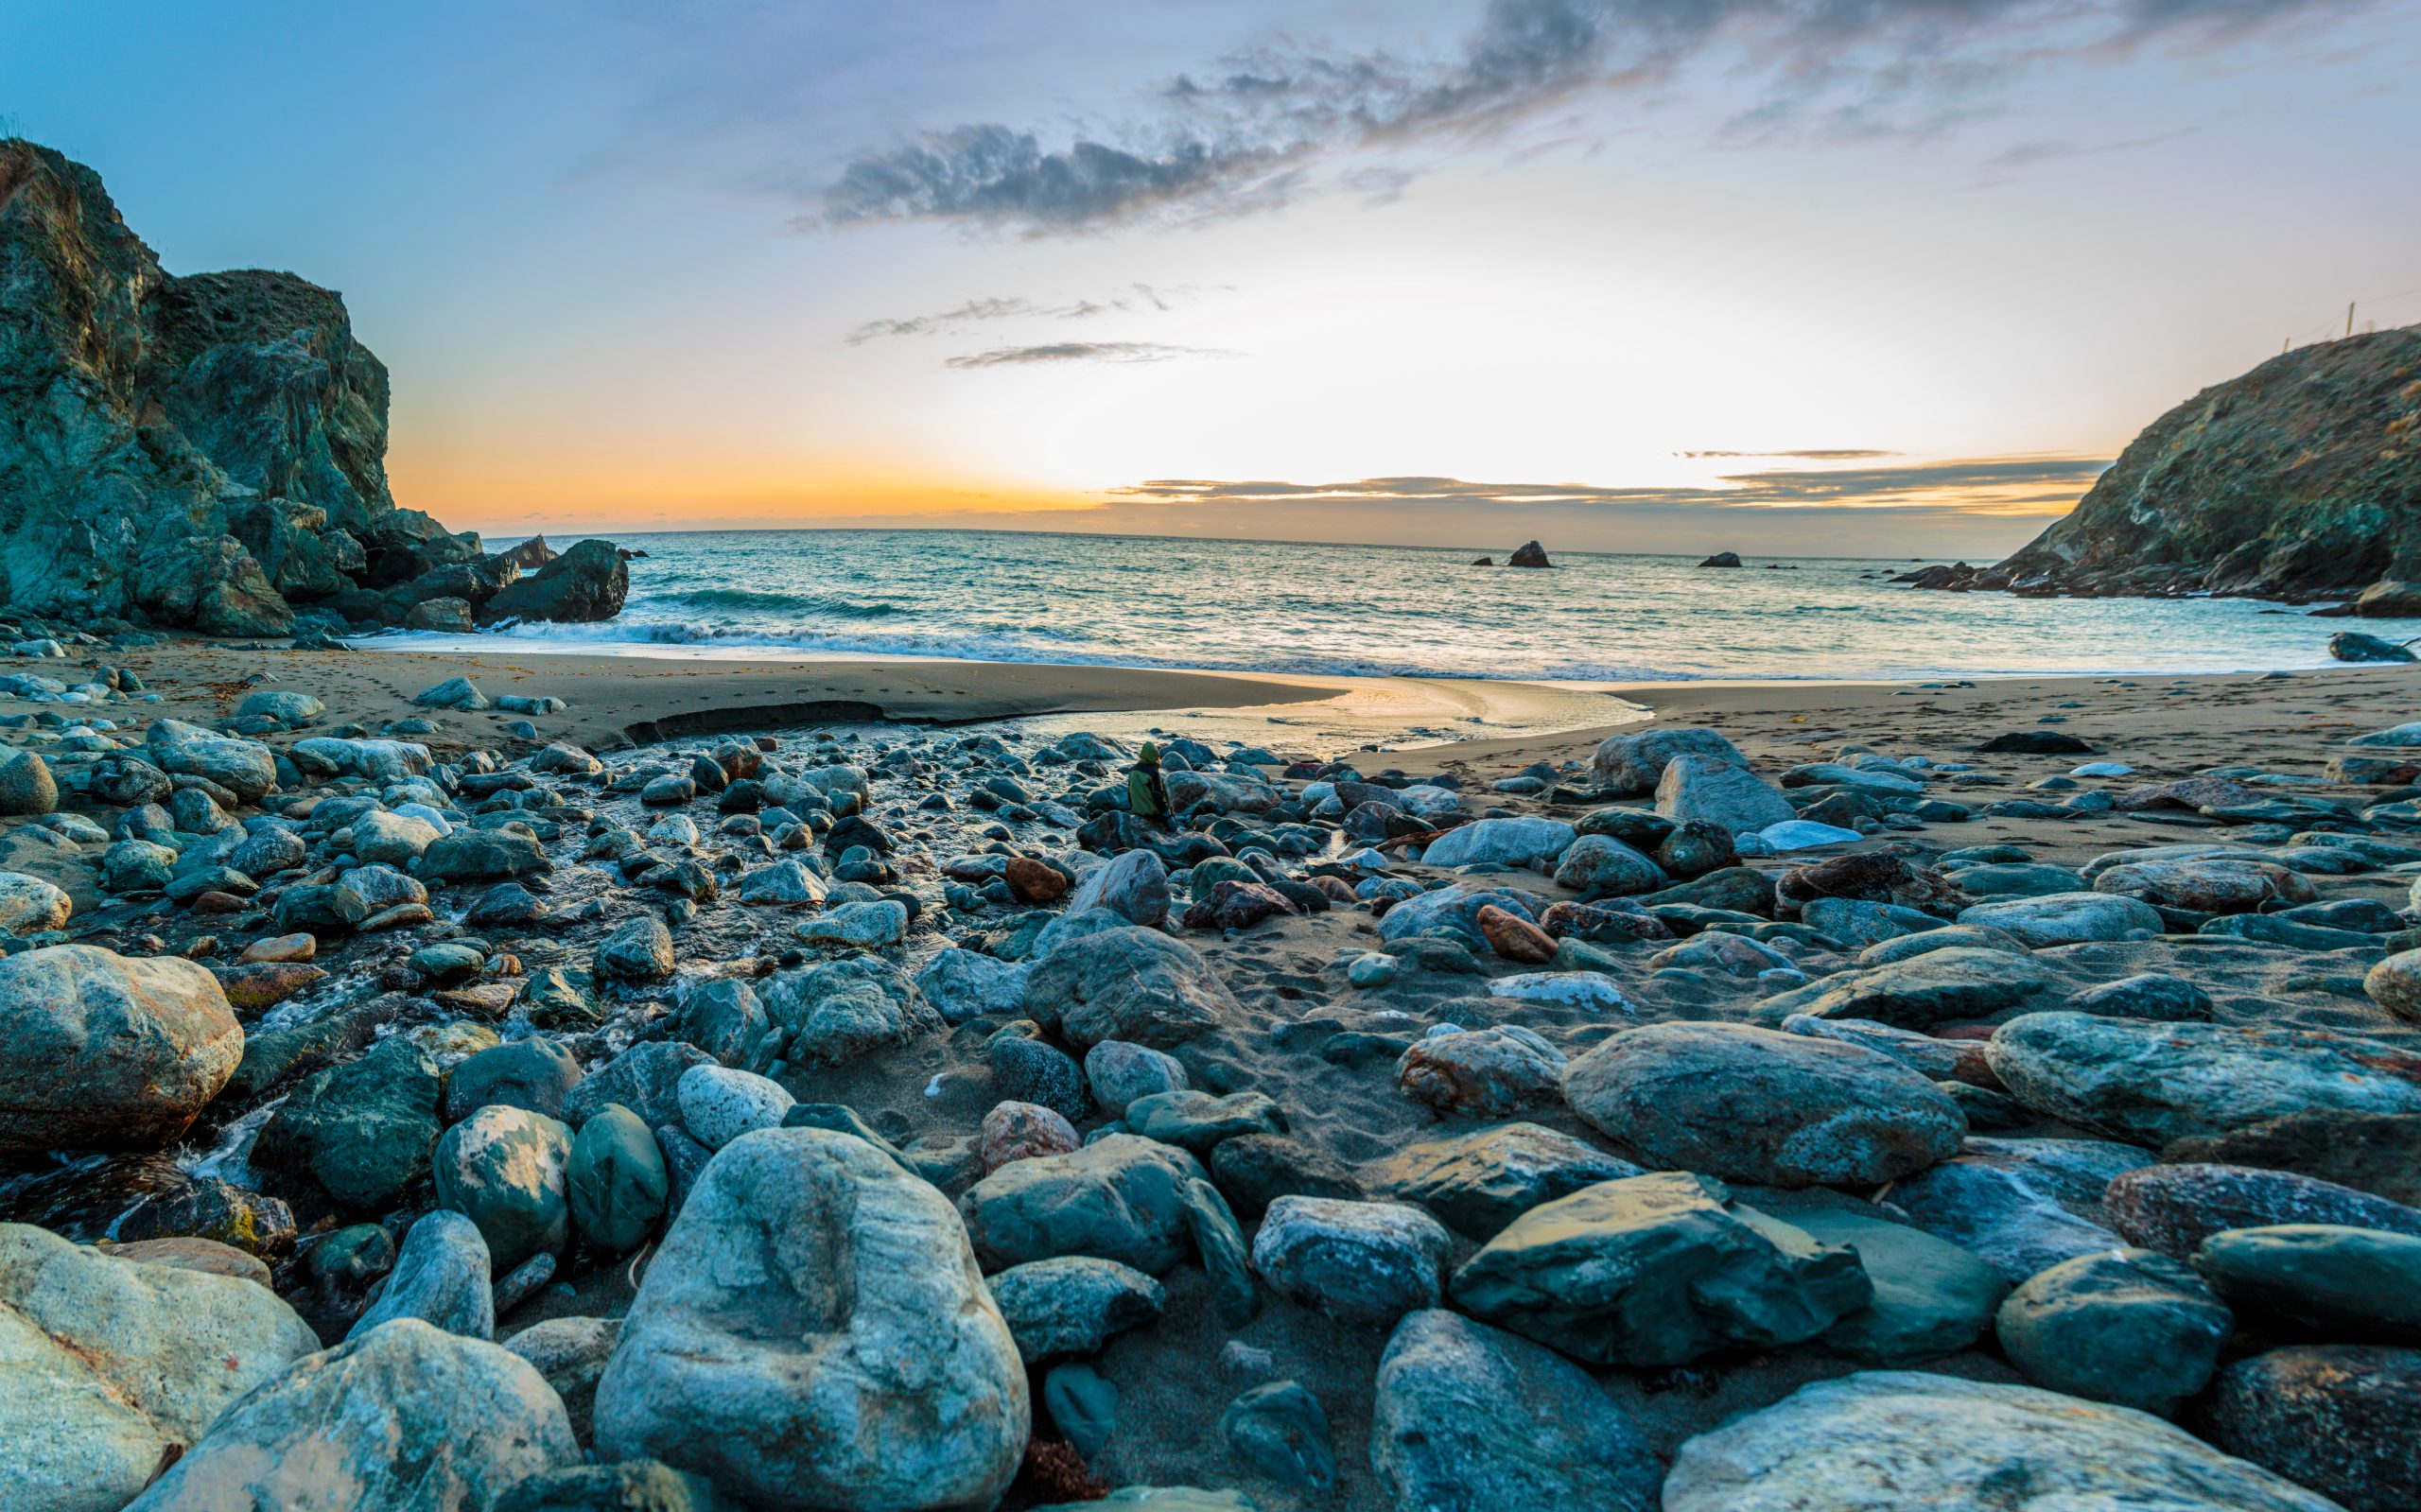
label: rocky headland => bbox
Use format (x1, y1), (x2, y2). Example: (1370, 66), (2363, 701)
(1907, 326), (2421, 605)
(0, 141), (624, 637)
(0, 645), (2415, 1509)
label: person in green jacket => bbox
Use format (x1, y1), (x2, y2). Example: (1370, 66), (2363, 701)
(1126, 741), (1173, 828)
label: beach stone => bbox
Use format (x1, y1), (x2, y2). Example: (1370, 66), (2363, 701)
(1065, 847), (1171, 927)
(1474, 903), (1556, 962)
(2066, 971), (2215, 1021)
(350, 1209), (495, 1341)
(433, 1104), (572, 1271)
(0, 870), (69, 933)
(985, 1257), (1164, 1362)
(0, 750), (56, 815)
(2364, 948), (2421, 1021)
(351, 808), (440, 864)
(414, 675), (490, 710)
(1995, 1246), (2229, 1414)
(0, 1223), (319, 1512)
(2166, 1112), (2421, 1207)
(1040, 1364), (1119, 1461)
(563, 1041), (714, 1131)
(2105, 1162), (2421, 1260)
(1550, 833), (1663, 896)
(1778, 853), (1959, 918)
(146, 725), (277, 802)
(1795, 947), (2061, 1029)
(594, 1127), (1027, 1512)
(1593, 726), (1748, 794)
(1250, 1196), (1452, 1325)
(736, 858), (826, 906)
(1953, 861), (2086, 899)
(1423, 816), (1578, 870)
(985, 1029), (1087, 1122)
(445, 1036), (583, 1123)
(568, 1104), (669, 1253)
(0, 945), (241, 1153)
(498, 1314), (619, 1449)
(1985, 1012), (2421, 1145)
(763, 956), (938, 1069)
(1886, 1135), (2150, 1282)
(1660, 1370), (2339, 1512)
(127, 1318), (578, 1512)
(794, 898), (908, 949)
(2199, 1346), (2421, 1512)
(254, 1035), (444, 1210)
(596, 916), (675, 982)
(1374, 1122), (1642, 1240)
(959, 1133), (1204, 1275)
(1396, 1026), (1566, 1117)
(1220, 1380), (1335, 1495)
(107, 1236), (270, 1286)
(1377, 884), (1537, 947)
(1084, 1040), (1189, 1119)
(2195, 1224), (2421, 1342)
(1125, 1089), (1281, 1154)
(1780, 1015), (1984, 1083)
(1025, 926), (1237, 1049)
(102, 839), (177, 894)
(1561, 1021), (1965, 1187)
(672, 979), (775, 1072)
(2097, 856), (2310, 913)
(980, 1101), (1081, 1171)
(914, 947), (1030, 1023)
(1799, 896), (1942, 949)
(1369, 1309), (1659, 1512)
(1448, 1171), (1872, 1366)
(1183, 878), (1300, 931)
(493, 1460), (725, 1512)
(1786, 1208), (2006, 1364)
(1651, 930), (1791, 977)
(675, 1064), (793, 1150)
(418, 827), (549, 881)
(1655, 753), (1795, 835)
(1539, 897), (1673, 945)
(1489, 968), (1629, 1014)
(1957, 891), (2162, 946)
(1657, 818), (1736, 877)
(1181, 1177), (1257, 1328)
(1208, 1134), (1361, 1220)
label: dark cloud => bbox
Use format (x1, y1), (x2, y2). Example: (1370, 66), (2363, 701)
(944, 341), (1239, 369)
(1110, 456), (2108, 510)
(813, 0), (2360, 234)
(845, 284), (1226, 345)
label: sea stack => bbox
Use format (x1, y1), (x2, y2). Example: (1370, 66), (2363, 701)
(1507, 541), (1552, 568)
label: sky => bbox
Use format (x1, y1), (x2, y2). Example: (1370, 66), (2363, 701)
(5, 0), (2417, 557)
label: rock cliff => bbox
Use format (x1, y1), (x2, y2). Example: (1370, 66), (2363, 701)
(1911, 327), (2421, 603)
(0, 141), (623, 634)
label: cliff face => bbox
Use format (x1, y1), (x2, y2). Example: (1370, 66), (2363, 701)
(1971, 328), (2421, 602)
(0, 142), (618, 634)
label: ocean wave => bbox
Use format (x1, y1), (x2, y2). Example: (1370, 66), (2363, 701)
(642, 588), (900, 617)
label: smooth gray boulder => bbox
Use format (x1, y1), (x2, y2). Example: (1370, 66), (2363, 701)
(1024, 927), (1238, 1049)
(1654, 753), (1795, 836)
(1956, 891), (2162, 947)
(1423, 816), (1576, 869)
(1249, 1196), (1453, 1325)
(1592, 726), (1748, 794)
(0, 1224), (319, 1512)
(958, 1134), (1206, 1275)
(1064, 847), (1172, 927)
(1661, 1370), (2338, 1512)
(595, 1127), (1028, 1511)
(1370, 1309), (1660, 1512)
(1996, 1247), (2230, 1415)
(432, 1104), (571, 1272)
(348, 1209), (494, 1342)
(127, 1319), (579, 1512)
(0, 945), (242, 1153)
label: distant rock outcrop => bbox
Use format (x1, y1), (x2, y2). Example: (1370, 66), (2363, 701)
(0, 141), (621, 634)
(1698, 551), (1743, 568)
(1507, 541), (1552, 568)
(1920, 328), (2421, 602)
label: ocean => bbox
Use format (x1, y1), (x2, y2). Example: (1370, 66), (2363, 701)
(400, 528), (2397, 683)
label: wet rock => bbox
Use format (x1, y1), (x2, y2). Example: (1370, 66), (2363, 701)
(1250, 1196), (1452, 1326)
(445, 1037), (583, 1123)
(483, 539), (629, 623)
(596, 916), (675, 983)
(1025, 926), (1237, 1049)
(793, 898), (907, 948)
(1396, 1026), (1566, 1117)
(349, 1210), (495, 1341)
(567, 1105), (669, 1254)
(0, 946), (242, 1153)
(1995, 1246), (2229, 1414)
(418, 827), (549, 881)
(2198, 1345), (2421, 1512)
(959, 1134), (1204, 1275)
(2105, 1162), (2421, 1260)
(1562, 1021), (1965, 1187)
(434, 1104), (572, 1271)
(595, 1127), (1027, 1512)
(1986, 1012), (2421, 1145)
(1448, 1172), (1872, 1366)
(129, 1318), (578, 1512)
(0, 1223), (320, 1512)
(1370, 1309), (1659, 1512)
(1777, 853), (1959, 919)
(1374, 1122), (1641, 1240)
(254, 1035), (444, 1210)
(1662, 1370), (2335, 1512)
(986, 1257), (1164, 1362)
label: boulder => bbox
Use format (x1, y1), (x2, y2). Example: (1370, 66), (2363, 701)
(1661, 1370), (2339, 1512)
(2194, 1224), (2421, 1343)
(0, 1223), (319, 1512)
(985, 1257), (1164, 1363)
(1423, 816), (1576, 869)
(253, 1036), (443, 1210)
(1654, 753), (1795, 835)
(1249, 1197), (1454, 1325)
(1957, 891), (2162, 947)
(349, 1210), (495, 1341)
(958, 1134), (1204, 1275)
(1995, 1247), (2231, 1414)
(567, 1105), (669, 1254)
(1507, 540), (1552, 567)
(2103, 1162), (2421, 1260)
(1561, 1022), (1965, 1187)
(1985, 1012), (2421, 1145)
(483, 539), (629, 622)
(2199, 1346), (2421, 1512)
(126, 1319), (579, 1512)
(1793, 947), (2060, 1029)
(1789, 1208), (2007, 1364)
(1591, 726), (1748, 794)
(1886, 1136), (2151, 1283)
(432, 1104), (572, 1272)
(1373, 1122), (1643, 1240)
(0, 946), (242, 1153)
(594, 1127), (1027, 1511)
(1024, 927), (1237, 1049)
(1396, 1026), (1566, 1118)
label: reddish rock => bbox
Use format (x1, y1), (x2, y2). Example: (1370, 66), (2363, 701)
(1397, 1027), (1566, 1117)
(189, 890), (249, 914)
(433, 982), (519, 1019)
(2104, 1162), (2421, 1260)
(1540, 898), (1675, 944)
(215, 962), (327, 1013)
(1182, 880), (1301, 932)
(980, 1100), (1080, 1172)
(1776, 853), (1961, 919)
(1476, 904), (1556, 964)
(108, 1235), (273, 1287)
(1004, 858), (1067, 903)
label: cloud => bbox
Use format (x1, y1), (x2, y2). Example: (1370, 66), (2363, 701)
(944, 341), (1239, 369)
(812, 0), (2361, 234)
(845, 284), (1227, 345)
(1109, 456), (2109, 513)
(1968, 127), (2196, 185)
(1676, 448), (1897, 460)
